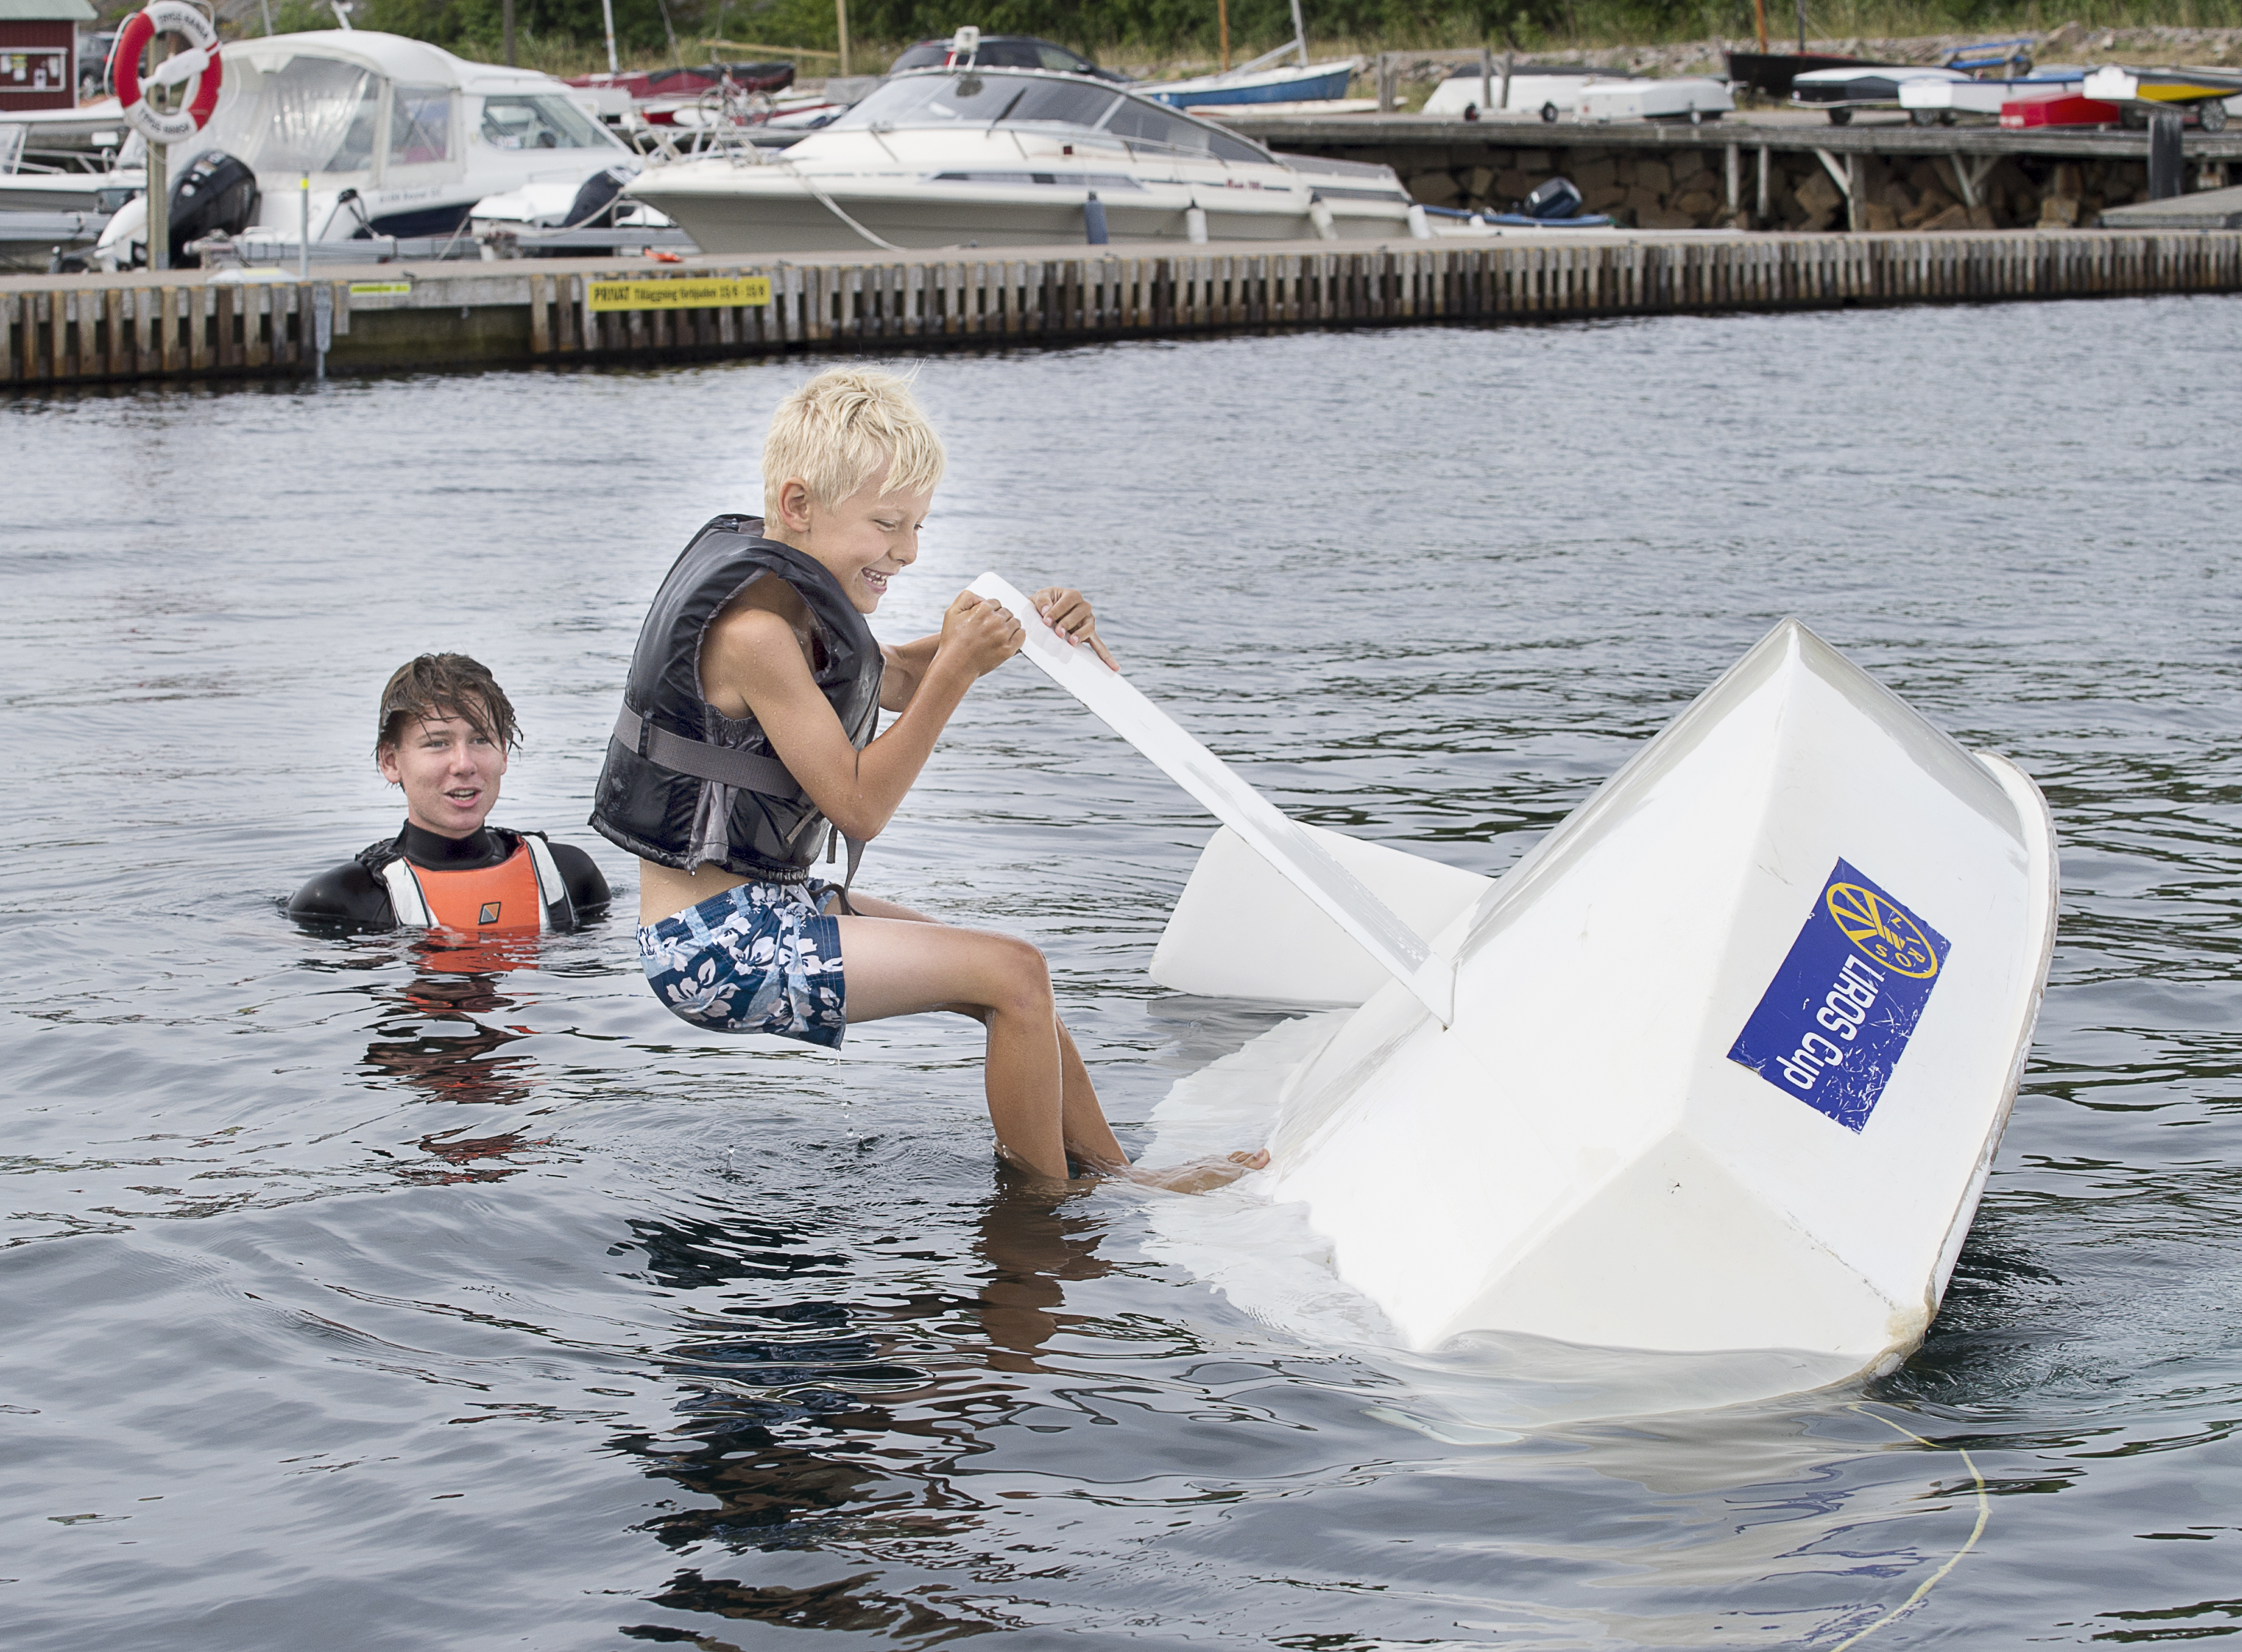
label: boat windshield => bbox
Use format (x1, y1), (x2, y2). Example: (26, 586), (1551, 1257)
(479, 93), (615, 149)
(835, 70), (1269, 162)
(836, 70), (1116, 131)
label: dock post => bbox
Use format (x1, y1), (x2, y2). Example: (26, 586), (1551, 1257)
(2149, 110), (2184, 200)
(1757, 146), (1771, 225)
(1725, 143), (1740, 222)
(312, 282), (331, 379)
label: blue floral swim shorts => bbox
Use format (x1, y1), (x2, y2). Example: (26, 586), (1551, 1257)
(639, 880), (848, 1049)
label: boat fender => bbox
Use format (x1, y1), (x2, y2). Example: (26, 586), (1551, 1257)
(1405, 202), (1432, 239)
(1308, 194), (1337, 240)
(1185, 202), (1209, 243)
(1084, 190), (1109, 244)
(112, 1), (222, 147)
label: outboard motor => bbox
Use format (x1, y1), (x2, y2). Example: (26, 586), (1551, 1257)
(563, 164), (635, 229)
(169, 150), (259, 266)
(1522, 176), (1584, 220)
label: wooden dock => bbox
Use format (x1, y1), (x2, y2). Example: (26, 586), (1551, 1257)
(6, 227), (2241, 389)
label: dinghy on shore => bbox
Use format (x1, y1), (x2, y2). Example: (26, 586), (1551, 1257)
(977, 577), (2058, 1384)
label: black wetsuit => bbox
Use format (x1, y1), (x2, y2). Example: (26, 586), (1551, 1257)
(288, 821), (611, 931)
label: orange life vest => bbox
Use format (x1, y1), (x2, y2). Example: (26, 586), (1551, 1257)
(377, 835), (568, 935)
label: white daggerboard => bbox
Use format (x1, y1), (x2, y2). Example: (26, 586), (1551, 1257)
(969, 572), (1457, 1026)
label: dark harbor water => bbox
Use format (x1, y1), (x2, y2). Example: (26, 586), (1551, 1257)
(5, 298), (2241, 1649)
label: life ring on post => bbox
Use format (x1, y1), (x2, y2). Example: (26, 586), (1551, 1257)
(112, 1), (222, 146)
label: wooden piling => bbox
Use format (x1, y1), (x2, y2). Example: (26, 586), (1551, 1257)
(6, 227), (2242, 389)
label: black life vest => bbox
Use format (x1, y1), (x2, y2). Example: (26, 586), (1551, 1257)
(588, 515), (884, 883)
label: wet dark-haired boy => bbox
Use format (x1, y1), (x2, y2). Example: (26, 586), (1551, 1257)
(288, 653), (609, 932)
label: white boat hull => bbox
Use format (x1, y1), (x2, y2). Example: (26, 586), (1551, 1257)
(630, 159), (1405, 253)
(1150, 620), (2057, 1373)
(1576, 77), (1735, 121)
(1239, 621), (2057, 1367)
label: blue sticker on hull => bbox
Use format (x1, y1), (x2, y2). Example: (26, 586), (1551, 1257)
(1727, 859), (1950, 1132)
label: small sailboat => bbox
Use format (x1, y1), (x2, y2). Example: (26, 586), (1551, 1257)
(2082, 63), (2242, 130)
(974, 574), (2058, 1388)
(1142, 0), (1360, 109)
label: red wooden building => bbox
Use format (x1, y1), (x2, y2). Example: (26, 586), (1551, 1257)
(1, 0), (96, 113)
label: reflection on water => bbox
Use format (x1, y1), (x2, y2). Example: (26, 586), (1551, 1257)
(5, 298), (2242, 1647)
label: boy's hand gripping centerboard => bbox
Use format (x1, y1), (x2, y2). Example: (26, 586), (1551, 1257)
(967, 572), (1455, 1027)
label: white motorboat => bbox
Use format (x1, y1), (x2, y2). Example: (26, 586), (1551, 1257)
(973, 575), (2057, 1389)
(94, 29), (642, 264)
(623, 65), (1421, 255)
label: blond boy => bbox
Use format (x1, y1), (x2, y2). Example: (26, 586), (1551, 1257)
(590, 369), (1263, 1189)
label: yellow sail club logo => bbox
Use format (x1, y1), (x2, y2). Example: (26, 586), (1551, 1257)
(1826, 882), (1940, 979)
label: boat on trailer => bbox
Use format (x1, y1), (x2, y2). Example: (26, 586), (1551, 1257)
(976, 577), (2059, 1389)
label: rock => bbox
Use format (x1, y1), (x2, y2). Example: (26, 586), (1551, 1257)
(1801, 206), (1840, 232)
(1638, 206), (1697, 229)
(2038, 196), (2080, 227)
(1407, 170), (1462, 206)
(1900, 185), (1954, 227)
(1921, 202), (1971, 232)
(1861, 202), (1899, 232)
(1494, 168), (1534, 199)
(1464, 165), (1497, 200)
(1575, 157), (1619, 193)
(1582, 183), (1628, 211)
(1674, 189), (1718, 218)
(1623, 184), (1665, 215)
(1635, 158), (1673, 195)
(1795, 169), (1842, 216)
(1966, 204), (1995, 229)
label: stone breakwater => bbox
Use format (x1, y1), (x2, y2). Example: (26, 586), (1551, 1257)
(1391, 147), (2178, 233)
(1305, 23), (2242, 89)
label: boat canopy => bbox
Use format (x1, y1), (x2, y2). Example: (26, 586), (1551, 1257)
(197, 31), (625, 185)
(832, 68), (1275, 165)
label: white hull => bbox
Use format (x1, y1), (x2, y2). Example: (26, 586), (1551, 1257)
(1171, 621), (2055, 1370)
(634, 164), (1402, 252)
(983, 584), (2057, 1391)
(1577, 77), (1734, 121)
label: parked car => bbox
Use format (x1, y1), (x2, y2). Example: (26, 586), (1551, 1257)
(888, 34), (1128, 84)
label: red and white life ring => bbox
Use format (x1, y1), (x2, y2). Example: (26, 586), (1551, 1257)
(112, 2), (222, 146)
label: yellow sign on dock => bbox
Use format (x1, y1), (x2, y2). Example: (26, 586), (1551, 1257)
(588, 276), (772, 312)
(349, 281), (413, 297)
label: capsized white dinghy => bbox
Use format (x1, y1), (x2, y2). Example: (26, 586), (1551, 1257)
(976, 575), (2057, 1381)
